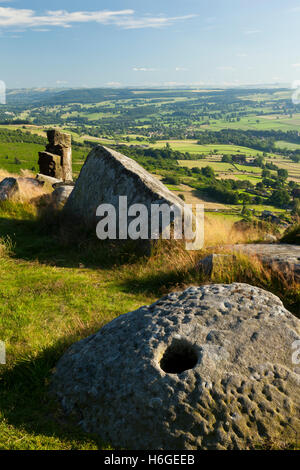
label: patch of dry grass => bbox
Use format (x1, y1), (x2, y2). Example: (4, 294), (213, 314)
(0, 169), (52, 204)
(204, 215), (267, 247)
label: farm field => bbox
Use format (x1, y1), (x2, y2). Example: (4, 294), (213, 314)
(206, 113), (300, 132)
(0, 86), (300, 221)
(275, 140), (300, 150)
(153, 141), (273, 157)
(178, 159), (264, 182)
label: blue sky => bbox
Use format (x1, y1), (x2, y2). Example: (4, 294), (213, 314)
(0, 0), (300, 89)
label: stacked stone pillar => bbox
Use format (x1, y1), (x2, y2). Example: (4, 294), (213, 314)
(38, 130), (73, 182)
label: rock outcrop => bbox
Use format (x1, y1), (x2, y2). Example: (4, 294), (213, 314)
(0, 177), (19, 201)
(51, 283), (300, 450)
(52, 183), (74, 208)
(38, 130), (72, 182)
(231, 244), (300, 282)
(36, 173), (62, 186)
(63, 145), (185, 232)
(0, 176), (46, 202)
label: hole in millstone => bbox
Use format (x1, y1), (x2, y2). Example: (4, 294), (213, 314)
(160, 338), (198, 374)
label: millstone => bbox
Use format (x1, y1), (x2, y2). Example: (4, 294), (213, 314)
(51, 283), (300, 450)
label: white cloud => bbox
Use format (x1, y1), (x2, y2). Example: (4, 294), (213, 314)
(292, 63), (300, 68)
(133, 67), (158, 72)
(115, 14), (196, 29)
(0, 7), (196, 30)
(175, 67), (188, 72)
(106, 81), (122, 87)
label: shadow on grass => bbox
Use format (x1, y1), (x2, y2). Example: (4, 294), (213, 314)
(0, 213), (150, 270)
(0, 335), (113, 450)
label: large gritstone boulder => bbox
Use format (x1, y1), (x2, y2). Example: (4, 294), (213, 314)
(51, 283), (300, 450)
(63, 145), (185, 232)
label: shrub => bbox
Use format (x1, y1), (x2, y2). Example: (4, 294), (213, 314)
(281, 224), (300, 245)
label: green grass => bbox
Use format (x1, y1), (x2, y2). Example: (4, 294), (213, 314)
(178, 159), (264, 184)
(204, 113), (300, 132)
(275, 141), (300, 151)
(155, 141), (273, 157)
(178, 159), (234, 171)
(0, 141), (89, 176)
(0, 202), (158, 450)
(0, 200), (299, 449)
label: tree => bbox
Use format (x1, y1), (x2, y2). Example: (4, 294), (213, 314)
(262, 169), (271, 178)
(277, 168), (288, 180)
(222, 155), (233, 163)
(240, 193), (252, 204)
(255, 156), (264, 168)
(269, 189), (290, 208)
(201, 166), (215, 178)
(256, 182), (264, 191)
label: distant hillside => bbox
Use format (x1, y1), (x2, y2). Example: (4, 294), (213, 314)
(5, 86), (288, 107)
(6, 88), (135, 106)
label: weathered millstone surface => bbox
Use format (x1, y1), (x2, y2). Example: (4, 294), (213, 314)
(0, 177), (19, 201)
(231, 244), (300, 282)
(51, 283), (300, 450)
(64, 145), (185, 232)
(52, 184), (74, 208)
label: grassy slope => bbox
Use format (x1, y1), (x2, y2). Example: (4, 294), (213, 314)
(0, 202), (157, 450)
(0, 201), (299, 450)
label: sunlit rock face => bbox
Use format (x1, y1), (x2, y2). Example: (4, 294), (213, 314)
(63, 145), (185, 233)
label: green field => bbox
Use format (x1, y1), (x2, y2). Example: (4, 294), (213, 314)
(154, 141), (275, 157)
(275, 140), (300, 150)
(0, 141), (89, 176)
(178, 158), (264, 183)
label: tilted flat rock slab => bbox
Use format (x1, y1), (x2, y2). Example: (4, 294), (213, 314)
(51, 283), (300, 450)
(36, 174), (62, 186)
(231, 244), (300, 282)
(63, 145), (185, 230)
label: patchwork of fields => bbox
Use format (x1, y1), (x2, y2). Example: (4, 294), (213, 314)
(0, 87), (299, 220)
